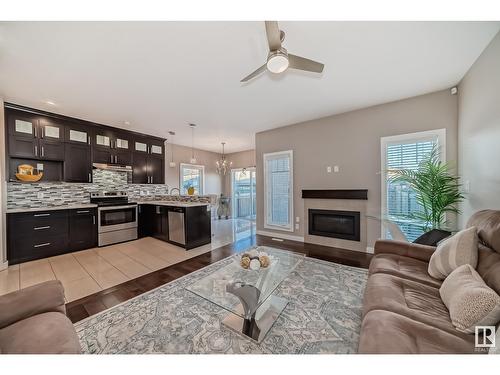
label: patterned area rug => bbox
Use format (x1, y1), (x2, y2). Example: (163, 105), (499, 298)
(75, 247), (368, 354)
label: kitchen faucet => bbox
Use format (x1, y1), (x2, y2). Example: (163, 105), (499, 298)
(169, 187), (180, 195)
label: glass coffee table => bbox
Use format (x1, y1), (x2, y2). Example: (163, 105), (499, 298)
(187, 246), (305, 342)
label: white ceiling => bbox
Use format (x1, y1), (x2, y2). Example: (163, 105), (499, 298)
(0, 21), (499, 153)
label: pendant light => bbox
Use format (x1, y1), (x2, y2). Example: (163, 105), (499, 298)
(189, 124), (197, 164)
(168, 131), (176, 168)
(216, 142), (232, 175)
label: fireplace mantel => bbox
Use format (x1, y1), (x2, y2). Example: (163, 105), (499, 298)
(302, 189), (368, 200)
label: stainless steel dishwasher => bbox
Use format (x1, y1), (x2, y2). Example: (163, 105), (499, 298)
(168, 207), (186, 245)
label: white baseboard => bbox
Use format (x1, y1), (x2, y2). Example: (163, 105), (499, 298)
(0, 261), (8, 271)
(257, 230), (305, 243)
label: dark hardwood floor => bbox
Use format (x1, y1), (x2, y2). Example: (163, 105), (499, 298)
(66, 234), (372, 323)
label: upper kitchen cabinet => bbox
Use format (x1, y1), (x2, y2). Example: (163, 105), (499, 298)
(133, 137), (164, 158)
(6, 109), (65, 161)
(37, 118), (65, 160)
(4, 104), (165, 184)
(92, 128), (133, 165)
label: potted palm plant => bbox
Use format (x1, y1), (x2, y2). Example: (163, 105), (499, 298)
(388, 145), (465, 245)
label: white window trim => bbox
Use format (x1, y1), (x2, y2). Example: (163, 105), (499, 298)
(231, 167), (256, 219)
(179, 163), (205, 195)
(263, 150), (294, 232)
(380, 128), (446, 239)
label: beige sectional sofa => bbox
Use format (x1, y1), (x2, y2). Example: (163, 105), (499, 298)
(358, 210), (500, 354)
(0, 280), (81, 354)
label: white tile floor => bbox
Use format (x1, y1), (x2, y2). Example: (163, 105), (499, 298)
(0, 218), (255, 302)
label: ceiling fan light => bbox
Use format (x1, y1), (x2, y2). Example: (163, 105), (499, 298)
(266, 54), (289, 74)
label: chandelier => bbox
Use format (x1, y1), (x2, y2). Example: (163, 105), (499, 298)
(216, 142), (232, 175)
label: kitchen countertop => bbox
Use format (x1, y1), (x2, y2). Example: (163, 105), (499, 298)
(6, 203), (98, 214)
(6, 200), (210, 213)
(132, 200), (210, 208)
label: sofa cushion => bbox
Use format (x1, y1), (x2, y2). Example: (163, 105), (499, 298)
(477, 244), (500, 295)
(363, 273), (458, 334)
(467, 210), (500, 253)
(428, 226), (478, 280)
(0, 312), (81, 354)
(369, 253), (442, 288)
(440, 264), (500, 333)
(358, 310), (476, 354)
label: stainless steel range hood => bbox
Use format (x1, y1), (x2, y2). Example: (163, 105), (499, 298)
(92, 163), (132, 172)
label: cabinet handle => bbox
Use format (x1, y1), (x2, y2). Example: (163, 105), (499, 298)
(41, 127), (44, 138)
(34, 126), (37, 138)
(34, 242), (51, 248)
(93, 215), (96, 225)
(41, 146), (44, 157)
(88, 136), (91, 145)
(34, 213), (50, 217)
(34, 226), (50, 230)
(34, 145), (38, 156)
(151, 176), (154, 184)
(77, 210), (90, 213)
(88, 173), (92, 182)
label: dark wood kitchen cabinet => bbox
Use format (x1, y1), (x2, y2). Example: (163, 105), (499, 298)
(132, 152), (164, 184)
(7, 110), (65, 161)
(64, 142), (92, 182)
(68, 208), (97, 251)
(4, 103), (165, 184)
(138, 204), (211, 250)
(7, 210), (70, 265)
(7, 207), (98, 264)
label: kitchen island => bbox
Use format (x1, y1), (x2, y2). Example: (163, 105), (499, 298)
(137, 201), (212, 250)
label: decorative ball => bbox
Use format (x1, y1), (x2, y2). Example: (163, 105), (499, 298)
(240, 257), (251, 269)
(259, 255), (270, 268)
(258, 251), (268, 258)
(241, 252), (250, 259)
(248, 249), (259, 259)
(249, 259), (261, 270)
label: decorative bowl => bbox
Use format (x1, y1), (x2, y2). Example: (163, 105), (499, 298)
(15, 172), (43, 182)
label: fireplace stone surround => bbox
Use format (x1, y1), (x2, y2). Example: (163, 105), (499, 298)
(303, 189), (368, 252)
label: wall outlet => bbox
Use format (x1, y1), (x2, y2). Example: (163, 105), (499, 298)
(334, 165), (340, 173)
(37, 163), (44, 171)
(295, 223), (300, 230)
(296, 216), (300, 223)
(37, 192), (44, 199)
(327, 166), (332, 173)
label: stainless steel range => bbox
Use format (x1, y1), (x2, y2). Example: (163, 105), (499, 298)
(90, 191), (138, 246)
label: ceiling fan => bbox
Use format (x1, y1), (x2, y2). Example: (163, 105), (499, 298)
(241, 21), (325, 83)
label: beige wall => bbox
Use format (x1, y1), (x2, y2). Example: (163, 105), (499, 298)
(256, 89), (458, 247)
(165, 143), (223, 195)
(458, 31), (500, 225)
(223, 149), (256, 196)
(0, 98), (6, 267)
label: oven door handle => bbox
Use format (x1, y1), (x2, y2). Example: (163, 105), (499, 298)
(98, 205), (137, 211)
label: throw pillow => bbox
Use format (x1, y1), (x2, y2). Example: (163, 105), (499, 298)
(428, 226), (478, 280)
(440, 264), (500, 333)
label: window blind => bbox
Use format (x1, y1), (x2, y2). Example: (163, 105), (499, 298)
(386, 139), (436, 241)
(264, 151), (292, 230)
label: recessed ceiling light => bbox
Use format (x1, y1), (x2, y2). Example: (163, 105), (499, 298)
(46, 100), (56, 106)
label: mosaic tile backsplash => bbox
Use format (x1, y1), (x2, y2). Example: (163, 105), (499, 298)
(7, 169), (210, 209)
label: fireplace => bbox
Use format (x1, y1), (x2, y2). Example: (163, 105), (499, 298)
(308, 209), (360, 242)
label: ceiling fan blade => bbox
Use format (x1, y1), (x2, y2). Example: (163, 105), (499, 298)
(288, 54), (324, 73)
(240, 64), (267, 82)
(265, 21), (281, 51)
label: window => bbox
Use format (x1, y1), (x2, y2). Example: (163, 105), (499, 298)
(381, 129), (446, 241)
(264, 150), (293, 232)
(180, 163), (204, 195)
